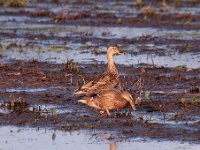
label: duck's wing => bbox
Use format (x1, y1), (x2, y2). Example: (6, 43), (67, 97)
(74, 72), (118, 94)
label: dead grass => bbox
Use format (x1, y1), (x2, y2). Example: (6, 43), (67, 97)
(53, 11), (90, 22)
(1, 97), (29, 113)
(135, 0), (143, 8)
(140, 6), (156, 20)
(176, 13), (197, 23)
(64, 59), (80, 73)
(8, 0), (27, 7)
(173, 0), (181, 7)
(162, 0), (170, 12)
(30, 9), (50, 17)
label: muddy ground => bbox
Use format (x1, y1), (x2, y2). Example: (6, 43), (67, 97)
(0, 0), (200, 144)
(0, 61), (199, 142)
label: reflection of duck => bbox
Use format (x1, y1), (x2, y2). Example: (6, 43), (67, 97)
(110, 143), (116, 150)
(74, 46), (122, 96)
(78, 89), (136, 116)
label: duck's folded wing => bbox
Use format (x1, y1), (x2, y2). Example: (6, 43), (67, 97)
(81, 72), (117, 90)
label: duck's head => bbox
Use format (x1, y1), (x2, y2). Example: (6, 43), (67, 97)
(107, 46), (123, 56)
(121, 91), (136, 111)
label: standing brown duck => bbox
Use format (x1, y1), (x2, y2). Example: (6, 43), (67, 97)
(78, 89), (136, 116)
(74, 46), (122, 96)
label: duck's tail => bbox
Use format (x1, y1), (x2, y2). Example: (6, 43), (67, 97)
(130, 101), (136, 111)
(78, 99), (87, 104)
(73, 88), (85, 95)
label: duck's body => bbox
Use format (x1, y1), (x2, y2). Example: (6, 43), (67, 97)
(78, 89), (136, 116)
(74, 46), (122, 96)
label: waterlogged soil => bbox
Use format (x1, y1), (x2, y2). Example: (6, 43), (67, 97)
(1, 0), (200, 68)
(0, 0), (200, 145)
(0, 61), (199, 142)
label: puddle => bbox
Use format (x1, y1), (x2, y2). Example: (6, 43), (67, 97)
(3, 88), (47, 93)
(145, 89), (187, 94)
(1, 46), (199, 68)
(133, 111), (200, 127)
(0, 1), (200, 146)
(0, 86), (67, 93)
(0, 24), (200, 68)
(29, 104), (73, 115)
(0, 126), (199, 150)
(0, 107), (9, 114)
(1, 23), (200, 39)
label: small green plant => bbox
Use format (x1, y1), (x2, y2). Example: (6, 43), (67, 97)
(175, 65), (187, 72)
(180, 98), (188, 104)
(180, 97), (199, 105)
(48, 45), (64, 51)
(192, 96), (198, 104)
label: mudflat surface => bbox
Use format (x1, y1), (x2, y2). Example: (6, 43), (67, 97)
(0, 0), (200, 146)
(0, 61), (200, 142)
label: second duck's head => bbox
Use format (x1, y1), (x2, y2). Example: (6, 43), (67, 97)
(107, 46), (122, 56)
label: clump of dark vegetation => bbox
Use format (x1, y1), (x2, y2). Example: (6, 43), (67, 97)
(52, 11), (90, 23)
(4, 0), (27, 7)
(30, 9), (50, 17)
(0, 0), (4, 6)
(140, 6), (157, 20)
(176, 13), (197, 23)
(190, 87), (200, 94)
(173, 0), (181, 7)
(64, 59), (80, 73)
(135, 0), (143, 8)
(1, 98), (29, 113)
(96, 13), (117, 19)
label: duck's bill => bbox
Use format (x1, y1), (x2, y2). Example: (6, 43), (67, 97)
(118, 51), (125, 55)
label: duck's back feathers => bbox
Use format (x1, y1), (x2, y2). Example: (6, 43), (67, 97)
(79, 90), (131, 110)
(74, 46), (122, 96)
(74, 71), (119, 95)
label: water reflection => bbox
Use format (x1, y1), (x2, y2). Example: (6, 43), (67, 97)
(0, 126), (199, 150)
(110, 143), (116, 150)
(1, 47), (199, 68)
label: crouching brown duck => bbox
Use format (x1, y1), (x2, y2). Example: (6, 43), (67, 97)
(78, 89), (136, 117)
(74, 46), (122, 96)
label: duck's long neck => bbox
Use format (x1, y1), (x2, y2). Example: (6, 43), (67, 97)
(107, 53), (117, 74)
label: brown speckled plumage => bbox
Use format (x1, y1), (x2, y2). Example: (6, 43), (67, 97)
(78, 89), (136, 116)
(74, 46), (122, 96)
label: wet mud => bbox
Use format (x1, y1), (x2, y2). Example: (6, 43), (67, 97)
(0, 61), (199, 142)
(0, 0), (200, 145)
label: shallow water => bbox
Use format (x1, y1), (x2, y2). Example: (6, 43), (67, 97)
(1, 43), (200, 68)
(0, 86), (66, 93)
(0, 1), (200, 147)
(1, 24), (200, 68)
(133, 111), (200, 127)
(0, 126), (199, 150)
